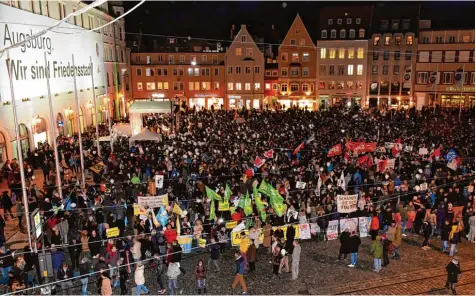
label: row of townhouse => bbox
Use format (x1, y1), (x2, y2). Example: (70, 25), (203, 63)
(131, 6), (475, 111)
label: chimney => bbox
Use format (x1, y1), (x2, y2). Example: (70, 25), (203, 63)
(271, 24), (275, 30)
(241, 24), (246, 30)
(231, 24), (235, 40)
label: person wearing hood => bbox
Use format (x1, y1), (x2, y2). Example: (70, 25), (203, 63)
(445, 256), (461, 295)
(370, 236), (383, 272)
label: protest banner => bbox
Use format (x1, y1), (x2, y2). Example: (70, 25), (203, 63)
(310, 223), (320, 235)
(346, 142), (377, 154)
(298, 223), (312, 240)
(106, 227), (119, 238)
(327, 220), (339, 240)
(337, 194), (358, 213)
(358, 217), (371, 237)
(339, 218), (358, 233)
(138, 194), (168, 208)
(296, 181), (306, 189)
(327, 144), (342, 157)
(133, 204), (148, 216)
(272, 224), (300, 239)
(177, 235), (192, 253)
(377, 158), (396, 172)
(231, 230), (264, 246)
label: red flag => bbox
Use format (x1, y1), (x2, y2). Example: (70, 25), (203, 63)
(263, 149), (274, 159)
(254, 156), (265, 168)
(358, 155), (374, 169)
(327, 144), (342, 157)
(428, 147), (441, 160)
(293, 142), (305, 155)
(392, 138), (402, 157)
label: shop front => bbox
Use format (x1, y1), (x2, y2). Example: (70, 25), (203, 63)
(441, 94), (466, 108)
(31, 116), (48, 148)
(227, 95), (261, 110)
(189, 94), (223, 110)
(207, 97), (224, 110)
(319, 95), (329, 110)
(228, 95), (243, 110)
(298, 99), (314, 110)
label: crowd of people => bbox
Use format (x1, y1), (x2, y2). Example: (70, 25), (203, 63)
(0, 105), (474, 295)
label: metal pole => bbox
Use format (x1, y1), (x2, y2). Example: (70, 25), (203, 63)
(459, 66), (464, 122)
(100, 33), (113, 154)
(108, 107), (113, 153)
(72, 54), (86, 187)
(433, 64), (438, 115)
(6, 50), (32, 249)
(89, 56), (101, 157)
(44, 52), (63, 200)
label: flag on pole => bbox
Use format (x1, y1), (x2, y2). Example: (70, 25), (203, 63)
(156, 206), (169, 226)
(293, 142), (305, 155)
(173, 203), (183, 216)
(267, 183), (286, 217)
(243, 191), (253, 216)
(316, 173), (322, 196)
(455, 67), (464, 89)
(428, 146), (441, 160)
(224, 184), (232, 202)
(327, 144), (342, 157)
(176, 215), (181, 234)
(263, 149), (274, 159)
(205, 186), (222, 201)
(258, 180), (270, 196)
(209, 200), (216, 221)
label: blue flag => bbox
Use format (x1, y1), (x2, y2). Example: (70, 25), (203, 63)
(156, 206), (169, 227)
(65, 198), (72, 211)
(445, 149), (458, 162)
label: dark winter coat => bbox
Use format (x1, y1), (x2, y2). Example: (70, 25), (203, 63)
(339, 231), (351, 254)
(441, 223), (452, 241)
(348, 235), (361, 253)
(446, 262), (461, 283)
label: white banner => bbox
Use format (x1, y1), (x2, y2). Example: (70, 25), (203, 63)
(327, 220), (339, 240)
(358, 217), (371, 237)
(310, 222), (319, 235)
(339, 218), (358, 233)
(337, 194), (358, 213)
(298, 223), (311, 240)
(0, 5), (104, 101)
(296, 181), (306, 189)
(138, 194), (168, 208)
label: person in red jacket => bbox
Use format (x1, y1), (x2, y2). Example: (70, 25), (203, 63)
(370, 212), (380, 241)
(164, 224), (177, 244)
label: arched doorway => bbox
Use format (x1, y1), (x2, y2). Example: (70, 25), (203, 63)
(32, 116), (48, 148)
(79, 107), (85, 133)
(57, 113), (65, 136)
(0, 132), (7, 164)
(91, 106), (97, 126)
(13, 124), (30, 159)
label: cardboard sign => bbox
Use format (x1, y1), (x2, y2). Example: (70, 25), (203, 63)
(138, 194), (168, 208)
(296, 181), (306, 189)
(337, 194), (358, 213)
(198, 238), (207, 248)
(272, 225), (300, 239)
(327, 220), (339, 240)
(339, 218), (358, 233)
(155, 174), (164, 189)
(106, 227), (119, 238)
(90, 161), (105, 174)
(218, 201), (230, 211)
(231, 230), (264, 246)
(358, 217), (371, 237)
(419, 182), (428, 191)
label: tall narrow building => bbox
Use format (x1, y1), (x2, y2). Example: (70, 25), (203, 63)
(277, 14), (317, 110)
(225, 25), (265, 110)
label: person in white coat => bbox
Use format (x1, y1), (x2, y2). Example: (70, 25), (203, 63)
(134, 263), (149, 295)
(291, 240), (301, 280)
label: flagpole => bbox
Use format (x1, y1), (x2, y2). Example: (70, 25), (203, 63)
(101, 33), (113, 154)
(6, 50), (32, 249)
(433, 64), (438, 114)
(72, 54), (86, 187)
(89, 56), (101, 157)
(44, 51), (63, 200)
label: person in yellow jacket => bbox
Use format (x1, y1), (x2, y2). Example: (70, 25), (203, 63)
(239, 231), (250, 270)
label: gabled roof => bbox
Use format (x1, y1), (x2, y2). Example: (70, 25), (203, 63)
(226, 25), (263, 57)
(279, 14), (316, 50)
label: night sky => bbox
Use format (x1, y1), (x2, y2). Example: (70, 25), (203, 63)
(123, 1), (475, 45)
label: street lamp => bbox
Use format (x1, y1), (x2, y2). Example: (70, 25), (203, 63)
(64, 106), (74, 120)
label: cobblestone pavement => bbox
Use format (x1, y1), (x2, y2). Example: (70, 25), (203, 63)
(22, 231), (474, 295)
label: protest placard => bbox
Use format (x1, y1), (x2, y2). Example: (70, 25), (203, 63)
(106, 227), (119, 238)
(358, 217), (371, 237)
(298, 223), (311, 240)
(296, 181), (306, 189)
(337, 194), (358, 213)
(339, 218), (358, 233)
(327, 220), (339, 240)
(155, 175), (164, 189)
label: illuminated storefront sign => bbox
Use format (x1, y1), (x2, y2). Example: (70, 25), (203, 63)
(445, 86), (475, 92)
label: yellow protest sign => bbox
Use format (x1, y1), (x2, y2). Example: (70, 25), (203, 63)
(198, 238), (207, 248)
(90, 161), (105, 174)
(218, 201), (230, 211)
(133, 204), (149, 216)
(106, 227), (119, 238)
(231, 230), (249, 246)
(226, 221), (238, 229)
(173, 203), (183, 216)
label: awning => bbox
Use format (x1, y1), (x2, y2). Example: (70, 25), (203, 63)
(129, 100), (172, 114)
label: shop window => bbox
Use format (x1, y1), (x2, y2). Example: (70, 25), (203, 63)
(441, 95), (464, 107)
(18, 124), (30, 158)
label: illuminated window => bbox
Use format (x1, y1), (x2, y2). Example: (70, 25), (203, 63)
(348, 48), (355, 59)
(292, 53), (299, 62)
(254, 83), (260, 90)
(320, 48), (327, 59)
(338, 48), (345, 59)
(265, 83), (271, 90)
(406, 36), (413, 45)
(357, 65), (363, 76)
(347, 65), (354, 76)
(245, 83), (251, 90)
(227, 83), (233, 90)
(235, 48), (242, 56)
(302, 53), (310, 62)
(137, 82), (143, 90)
(235, 83), (242, 90)
(357, 48), (364, 59)
(329, 48), (336, 59)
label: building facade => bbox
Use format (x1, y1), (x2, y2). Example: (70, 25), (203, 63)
(317, 6), (372, 109)
(264, 61), (279, 108)
(277, 14), (317, 110)
(225, 25), (265, 110)
(414, 28), (475, 108)
(0, 0), (127, 163)
(367, 4), (419, 109)
(130, 50), (226, 110)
